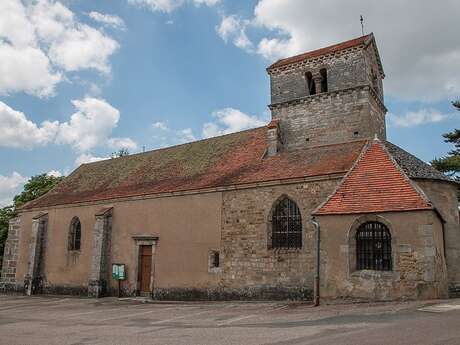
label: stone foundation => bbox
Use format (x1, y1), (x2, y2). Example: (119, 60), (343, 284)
(152, 287), (312, 301)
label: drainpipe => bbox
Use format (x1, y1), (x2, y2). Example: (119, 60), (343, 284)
(310, 217), (320, 307)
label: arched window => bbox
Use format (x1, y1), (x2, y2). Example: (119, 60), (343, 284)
(320, 68), (328, 93)
(372, 71), (379, 92)
(356, 222), (392, 271)
(68, 217), (81, 251)
(306, 72), (316, 95)
(271, 197), (302, 249)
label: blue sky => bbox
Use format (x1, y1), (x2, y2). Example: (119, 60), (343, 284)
(0, 0), (459, 206)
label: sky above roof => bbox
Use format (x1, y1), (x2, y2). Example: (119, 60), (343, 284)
(0, 0), (459, 206)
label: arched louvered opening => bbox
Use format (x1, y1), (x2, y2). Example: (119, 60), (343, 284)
(320, 68), (328, 93)
(306, 71), (316, 95)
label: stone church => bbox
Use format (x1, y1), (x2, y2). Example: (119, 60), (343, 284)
(1, 34), (459, 301)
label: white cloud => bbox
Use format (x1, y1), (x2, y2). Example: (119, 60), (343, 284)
(202, 108), (266, 138)
(75, 153), (107, 166)
(127, 0), (185, 13)
(387, 109), (452, 128)
(47, 170), (63, 177)
(177, 128), (196, 143)
(0, 101), (58, 148)
(193, 0), (221, 7)
(107, 137), (138, 150)
(153, 121), (168, 130)
(0, 172), (28, 207)
(47, 25), (119, 74)
(127, 0), (219, 13)
(56, 97), (121, 152)
(1, 98), (137, 155)
(0, 41), (62, 98)
(217, 15), (253, 50)
(0, 0), (119, 97)
(219, 0), (460, 101)
(88, 11), (126, 30)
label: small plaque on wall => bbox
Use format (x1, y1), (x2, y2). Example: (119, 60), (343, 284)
(112, 263), (126, 280)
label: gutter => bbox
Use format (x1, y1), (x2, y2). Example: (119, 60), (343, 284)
(310, 216), (321, 307)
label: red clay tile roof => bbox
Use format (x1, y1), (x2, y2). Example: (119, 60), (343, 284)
(268, 34), (373, 70)
(21, 127), (367, 210)
(313, 140), (433, 215)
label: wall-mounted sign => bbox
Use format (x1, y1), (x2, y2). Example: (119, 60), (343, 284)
(112, 263), (126, 280)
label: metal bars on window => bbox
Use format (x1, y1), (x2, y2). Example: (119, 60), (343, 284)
(271, 198), (302, 249)
(356, 221), (392, 271)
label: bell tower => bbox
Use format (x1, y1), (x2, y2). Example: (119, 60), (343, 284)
(266, 34), (386, 155)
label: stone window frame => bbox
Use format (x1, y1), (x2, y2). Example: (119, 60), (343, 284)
(347, 214), (399, 278)
(68, 216), (82, 252)
(267, 194), (304, 252)
(208, 249), (221, 274)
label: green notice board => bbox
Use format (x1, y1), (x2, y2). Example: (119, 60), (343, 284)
(112, 263), (126, 280)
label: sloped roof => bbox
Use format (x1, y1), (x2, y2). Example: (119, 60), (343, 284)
(313, 140), (434, 216)
(22, 127), (367, 210)
(268, 34), (373, 71)
(383, 141), (455, 182)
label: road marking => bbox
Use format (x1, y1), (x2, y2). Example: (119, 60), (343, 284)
(66, 307), (128, 318)
(268, 304), (289, 312)
(97, 306), (177, 322)
(98, 309), (158, 322)
(150, 310), (209, 325)
(418, 304), (460, 313)
(217, 314), (256, 326)
(0, 298), (70, 312)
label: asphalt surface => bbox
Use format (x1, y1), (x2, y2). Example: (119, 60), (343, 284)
(0, 295), (460, 345)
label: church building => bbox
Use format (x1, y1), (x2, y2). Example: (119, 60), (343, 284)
(1, 34), (459, 301)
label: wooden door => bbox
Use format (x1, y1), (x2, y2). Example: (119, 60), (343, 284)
(139, 245), (152, 293)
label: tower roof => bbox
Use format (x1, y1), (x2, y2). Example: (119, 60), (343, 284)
(313, 140), (434, 216)
(267, 33), (384, 76)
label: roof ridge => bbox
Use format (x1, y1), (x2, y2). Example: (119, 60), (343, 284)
(379, 141), (434, 207)
(82, 125), (267, 167)
(312, 139), (371, 215)
(268, 34), (373, 70)
(313, 140), (433, 215)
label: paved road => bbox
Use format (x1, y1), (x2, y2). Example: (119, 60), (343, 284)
(0, 295), (459, 345)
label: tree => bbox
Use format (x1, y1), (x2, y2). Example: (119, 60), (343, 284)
(111, 148), (130, 159)
(431, 100), (460, 180)
(13, 174), (64, 209)
(0, 174), (64, 266)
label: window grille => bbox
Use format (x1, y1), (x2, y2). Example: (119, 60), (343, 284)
(271, 198), (302, 249)
(68, 217), (81, 251)
(356, 221), (392, 271)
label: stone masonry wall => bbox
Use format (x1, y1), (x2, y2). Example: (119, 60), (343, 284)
(318, 211), (448, 301)
(220, 179), (339, 299)
(270, 86), (385, 150)
(270, 49), (368, 104)
(415, 180), (460, 296)
(0, 218), (23, 293)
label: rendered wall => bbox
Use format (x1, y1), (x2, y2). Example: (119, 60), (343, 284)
(7, 192), (222, 296)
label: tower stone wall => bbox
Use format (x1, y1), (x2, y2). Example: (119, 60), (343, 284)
(267, 37), (386, 151)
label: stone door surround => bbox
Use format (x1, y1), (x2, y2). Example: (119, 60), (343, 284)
(132, 235), (159, 297)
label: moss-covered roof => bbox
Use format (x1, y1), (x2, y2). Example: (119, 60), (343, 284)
(22, 125), (453, 211)
(22, 127), (367, 210)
